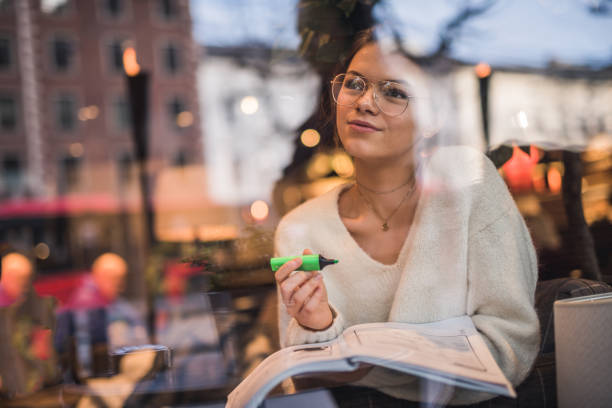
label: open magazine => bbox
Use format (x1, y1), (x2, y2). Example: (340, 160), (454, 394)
(226, 316), (515, 408)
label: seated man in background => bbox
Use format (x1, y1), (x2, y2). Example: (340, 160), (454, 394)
(0, 252), (34, 307)
(56, 253), (148, 381)
(0, 251), (58, 398)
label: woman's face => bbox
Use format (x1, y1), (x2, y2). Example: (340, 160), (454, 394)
(336, 42), (418, 162)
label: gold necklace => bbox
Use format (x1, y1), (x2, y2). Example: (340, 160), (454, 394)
(355, 165), (419, 195)
(356, 177), (416, 231)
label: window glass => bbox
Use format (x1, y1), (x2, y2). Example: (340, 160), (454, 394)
(51, 37), (74, 72)
(2, 155), (21, 197)
(0, 2), (610, 407)
(112, 95), (131, 130)
(0, 0), (13, 12)
(108, 39), (126, 73)
(0, 94), (16, 130)
(167, 96), (186, 129)
(0, 37), (10, 70)
(157, 0), (178, 20)
(55, 94), (76, 131)
(163, 43), (180, 75)
(58, 155), (81, 193)
(104, 0), (123, 18)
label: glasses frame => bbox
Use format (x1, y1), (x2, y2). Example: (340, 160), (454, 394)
(330, 73), (412, 117)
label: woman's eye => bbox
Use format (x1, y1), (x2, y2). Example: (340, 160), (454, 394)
(344, 78), (365, 90)
(381, 83), (408, 100)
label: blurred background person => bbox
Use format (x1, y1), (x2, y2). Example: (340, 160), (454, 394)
(55, 253), (148, 382)
(0, 252), (34, 307)
(0, 251), (58, 399)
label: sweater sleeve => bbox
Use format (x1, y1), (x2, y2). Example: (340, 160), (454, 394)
(274, 215), (347, 348)
(466, 197), (540, 387)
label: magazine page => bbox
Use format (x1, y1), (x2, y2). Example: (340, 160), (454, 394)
(344, 316), (515, 396)
(226, 316), (515, 407)
(226, 337), (356, 408)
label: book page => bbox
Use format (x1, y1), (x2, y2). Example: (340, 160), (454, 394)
(343, 316), (513, 392)
(227, 338), (356, 408)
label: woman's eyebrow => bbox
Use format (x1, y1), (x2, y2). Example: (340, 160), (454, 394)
(347, 70), (407, 85)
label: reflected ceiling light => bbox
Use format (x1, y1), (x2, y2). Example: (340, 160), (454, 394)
(301, 129), (320, 148)
(331, 151), (354, 178)
(475, 62), (491, 78)
(250, 200), (269, 221)
(240, 96), (259, 115)
(176, 111), (193, 127)
(34, 243), (50, 260)
(69, 142), (84, 158)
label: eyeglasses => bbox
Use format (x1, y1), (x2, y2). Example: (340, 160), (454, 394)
(330, 73), (413, 117)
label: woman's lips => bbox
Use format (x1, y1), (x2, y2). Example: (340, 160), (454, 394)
(347, 120), (381, 132)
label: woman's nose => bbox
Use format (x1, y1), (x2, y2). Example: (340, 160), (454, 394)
(355, 87), (379, 114)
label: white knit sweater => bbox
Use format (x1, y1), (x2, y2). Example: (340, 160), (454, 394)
(274, 146), (539, 405)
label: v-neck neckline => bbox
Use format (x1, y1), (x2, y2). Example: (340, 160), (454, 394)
(330, 174), (427, 269)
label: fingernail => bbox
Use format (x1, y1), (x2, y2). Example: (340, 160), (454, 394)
(314, 274), (323, 281)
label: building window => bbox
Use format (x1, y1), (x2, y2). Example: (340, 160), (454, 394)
(157, 0), (178, 20)
(167, 96), (186, 130)
(163, 43), (181, 75)
(0, 37), (11, 70)
(0, 95), (17, 131)
(117, 152), (133, 186)
(103, 0), (124, 18)
(2, 155), (21, 197)
(58, 155), (81, 194)
(113, 95), (131, 130)
(108, 39), (126, 73)
(51, 37), (74, 72)
(0, 0), (13, 12)
(173, 150), (187, 166)
(55, 94), (76, 131)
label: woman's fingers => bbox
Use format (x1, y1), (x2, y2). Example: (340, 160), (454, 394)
(274, 257), (302, 283)
(291, 273), (323, 313)
(280, 271), (311, 305)
(301, 284), (323, 314)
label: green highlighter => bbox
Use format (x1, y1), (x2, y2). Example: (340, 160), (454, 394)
(270, 254), (339, 272)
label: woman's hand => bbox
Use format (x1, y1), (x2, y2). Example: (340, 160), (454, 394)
(274, 249), (333, 330)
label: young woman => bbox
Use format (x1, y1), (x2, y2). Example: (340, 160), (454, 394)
(273, 30), (539, 405)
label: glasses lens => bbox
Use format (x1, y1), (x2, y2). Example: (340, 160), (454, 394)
(332, 74), (365, 106)
(376, 81), (411, 116)
(331, 74), (411, 116)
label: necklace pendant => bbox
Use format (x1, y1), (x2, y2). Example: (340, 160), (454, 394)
(382, 222), (389, 231)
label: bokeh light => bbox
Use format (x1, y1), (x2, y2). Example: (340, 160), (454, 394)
(547, 166), (562, 194)
(300, 129), (320, 148)
(306, 153), (331, 180)
(240, 96), (259, 115)
(250, 200), (269, 221)
(475, 62), (491, 78)
(331, 151), (354, 177)
(123, 47), (140, 76)
(34, 242), (50, 260)
(69, 142), (84, 158)
(176, 111), (194, 127)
